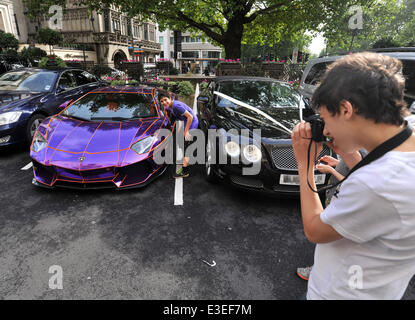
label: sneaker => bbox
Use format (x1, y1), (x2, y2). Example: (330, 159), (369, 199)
(296, 266), (313, 281)
(173, 167), (189, 178)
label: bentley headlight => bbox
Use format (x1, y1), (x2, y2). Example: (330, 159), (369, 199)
(0, 111), (22, 126)
(243, 144), (262, 163)
(224, 141), (240, 157)
(131, 135), (155, 154)
(32, 132), (47, 152)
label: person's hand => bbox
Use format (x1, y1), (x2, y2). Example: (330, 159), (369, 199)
(315, 163), (335, 174)
(292, 121), (323, 170)
(185, 131), (192, 141)
(318, 155), (339, 167)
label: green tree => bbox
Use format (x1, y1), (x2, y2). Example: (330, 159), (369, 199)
(0, 31), (19, 53)
(20, 46), (47, 65)
(35, 28), (63, 55)
(24, 0), (370, 59)
(322, 0), (415, 54)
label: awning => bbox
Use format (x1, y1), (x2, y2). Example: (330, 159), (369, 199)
(128, 46), (144, 53)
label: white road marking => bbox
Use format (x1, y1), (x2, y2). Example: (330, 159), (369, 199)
(193, 83), (199, 115)
(174, 120), (184, 206)
(174, 165), (183, 206)
(21, 162), (33, 170)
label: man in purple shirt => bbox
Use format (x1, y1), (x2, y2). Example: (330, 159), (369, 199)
(159, 90), (199, 178)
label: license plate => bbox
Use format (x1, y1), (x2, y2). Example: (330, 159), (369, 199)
(279, 174), (326, 186)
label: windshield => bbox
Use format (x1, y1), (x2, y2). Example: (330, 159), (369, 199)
(62, 93), (158, 121)
(216, 80), (301, 109)
(0, 70), (57, 92)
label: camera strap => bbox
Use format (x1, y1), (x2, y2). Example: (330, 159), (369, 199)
(310, 122), (413, 194)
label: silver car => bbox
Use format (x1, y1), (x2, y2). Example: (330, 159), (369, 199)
(298, 48), (415, 113)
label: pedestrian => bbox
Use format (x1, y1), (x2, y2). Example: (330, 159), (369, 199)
(158, 90), (199, 178)
(296, 113), (415, 282)
(292, 52), (415, 299)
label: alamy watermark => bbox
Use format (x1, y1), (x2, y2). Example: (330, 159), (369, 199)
(152, 127), (263, 176)
(348, 265), (363, 290)
(48, 265), (63, 290)
(348, 5), (363, 30)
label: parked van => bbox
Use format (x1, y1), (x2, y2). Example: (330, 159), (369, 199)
(298, 48), (415, 113)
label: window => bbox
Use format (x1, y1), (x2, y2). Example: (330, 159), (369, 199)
(202, 51), (220, 59)
(159, 36), (164, 45)
(58, 71), (77, 90)
(112, 19), (121, 32)
(73, 70), (97, 86)
(216, 80), (301, 109)
(170, 51), (174, 59)
(182, 51), (199, 58)
(149, 26), (155, 42)
(0, 70), (57, 92)
(133, 25), (139, 38)
(62, 93), (158, 121)
(170, 37), (174, 45)
(143, 24), (148, 40)
(402, 60), (415, 97)
(304, 62), (332, 85)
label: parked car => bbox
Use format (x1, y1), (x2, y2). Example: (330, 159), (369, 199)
(197, 76), (333, 196)
(0, 67), (106, 147)
(0, 54), (32, 75)
(298, 48), (415, 113)
(109, 67), (125, 79)
(30, 85), (172, 190)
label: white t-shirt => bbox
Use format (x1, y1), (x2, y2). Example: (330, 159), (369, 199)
(307, 151), (415, 300)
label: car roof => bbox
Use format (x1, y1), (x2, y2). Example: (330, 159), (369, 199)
(2, 67), (82, 73)
(310, 48), (415, 64)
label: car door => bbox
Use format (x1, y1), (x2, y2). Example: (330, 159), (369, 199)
(51, 70), (83, 113)
(197, 80), (215, 132)
(72, 69), (103, 95)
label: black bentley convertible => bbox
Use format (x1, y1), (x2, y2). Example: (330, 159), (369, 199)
(197, 76), (333, 196)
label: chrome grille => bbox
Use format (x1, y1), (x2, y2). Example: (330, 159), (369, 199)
(271, 144), (332, 171)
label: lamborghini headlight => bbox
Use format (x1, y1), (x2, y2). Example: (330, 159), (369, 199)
(32, 132), (47, 152)
(131, 135), (156, 154)
(0, 111), (22, 126)
(224, 141), (240, 157)
(242, 144), (262, 163)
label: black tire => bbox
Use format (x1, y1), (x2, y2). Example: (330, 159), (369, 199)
(26, 114), (46, 143)
(204, 138), (219, 183)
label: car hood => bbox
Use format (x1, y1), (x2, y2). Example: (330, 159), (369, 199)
(0, 91), (43, 111)
(216, 105), (300, 139)
(34, 115), (163, 169)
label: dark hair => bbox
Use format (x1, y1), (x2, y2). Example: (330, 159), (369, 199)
(158, 89), (170, 101)
(312, 52), (407, 125)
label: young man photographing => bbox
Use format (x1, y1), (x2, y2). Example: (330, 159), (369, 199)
(292, 52), (415, 299)
(159, 90), (199, 178)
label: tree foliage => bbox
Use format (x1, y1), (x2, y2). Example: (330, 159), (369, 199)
(322, 0), (415, 54)
(0, 31), (19, 53)
(24, 0), (371, 59)
(35, 28), (63, 55)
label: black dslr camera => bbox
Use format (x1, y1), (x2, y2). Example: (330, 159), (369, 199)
(304, 114), (325, 142)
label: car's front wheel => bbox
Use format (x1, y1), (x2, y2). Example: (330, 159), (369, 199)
(26, 114), (45, 143)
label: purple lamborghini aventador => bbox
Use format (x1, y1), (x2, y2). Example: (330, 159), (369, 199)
(30, 86), (173, 189)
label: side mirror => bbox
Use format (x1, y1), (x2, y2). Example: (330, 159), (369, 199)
(58, 99), (73, 109)
(197, 95), (209, 104)
(410, 101), (415, 114)
(56, 85), (67, 94)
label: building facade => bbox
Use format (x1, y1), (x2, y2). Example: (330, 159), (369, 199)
(157, 29), (222, 74)
(14, 0), (161, 68)
(0, 0), (26, 42)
